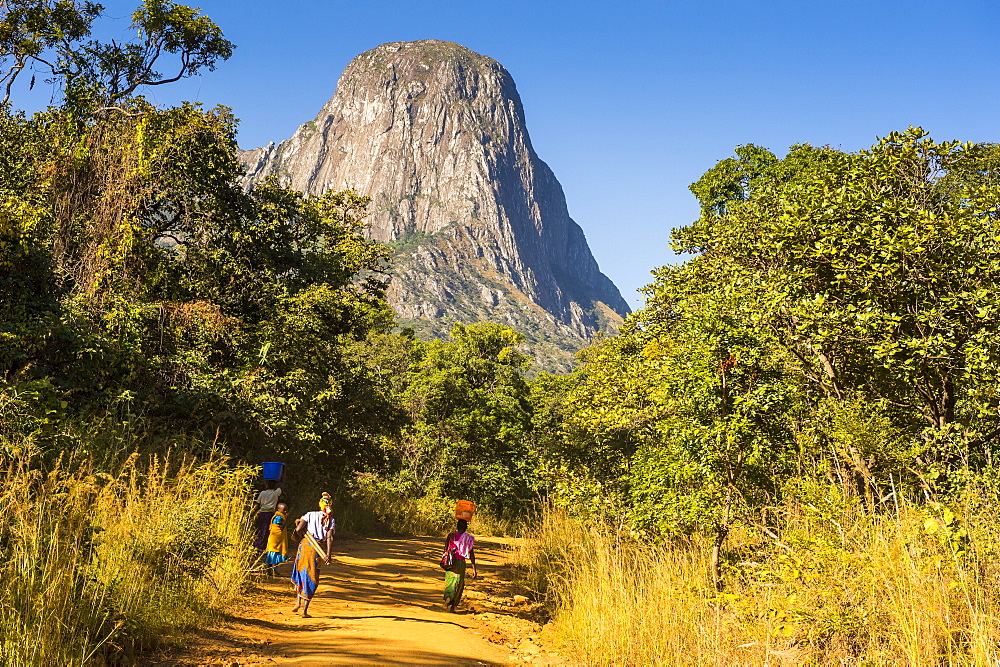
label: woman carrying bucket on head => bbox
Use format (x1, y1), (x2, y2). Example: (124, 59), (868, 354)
(253, 466), (283, 553)
(290, 492), (335, 618)
(441, 500), (477, 612)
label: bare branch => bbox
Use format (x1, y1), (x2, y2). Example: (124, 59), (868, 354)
(155, 232), (189, 246)
(92, 105), (145, 117)
(1, 57), (26, 105)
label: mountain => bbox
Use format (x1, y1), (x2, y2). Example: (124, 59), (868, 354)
(240, 40), (630, 371)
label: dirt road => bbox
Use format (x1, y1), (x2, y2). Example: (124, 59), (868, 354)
(159, 535), (567, 666)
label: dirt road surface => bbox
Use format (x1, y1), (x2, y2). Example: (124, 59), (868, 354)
(156, 536), (569, 666)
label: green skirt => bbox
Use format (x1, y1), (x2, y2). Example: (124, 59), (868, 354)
(444, 558), (467, 602)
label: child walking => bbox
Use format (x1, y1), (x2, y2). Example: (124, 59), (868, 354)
(263, 502), (290, 576)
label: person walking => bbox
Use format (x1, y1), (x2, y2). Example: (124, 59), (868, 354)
(290, 492), (335, 618)
(263, 502), (290, 576)
(252, 480), (282, 553)
(442, 518), (477, 612)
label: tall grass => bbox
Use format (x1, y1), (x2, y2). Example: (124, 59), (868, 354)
(0, 452), (255, 665)
(516, 496), (1000, 665)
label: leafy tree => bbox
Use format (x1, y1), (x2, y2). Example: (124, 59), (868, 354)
(683, 128), (1000, 476)
(556, 128), (1000, 588)
(634, 267), (795, 588)
(568, 261), (795, 587)
(0, 0), (233, 110)
(0, 1), (400, 483)
(0, 0), (100, 104)
(530, 346), (641, 517)
(400, 322), (537, 514)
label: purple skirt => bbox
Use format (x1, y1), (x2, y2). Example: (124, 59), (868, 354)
(254, 511), (275, 551)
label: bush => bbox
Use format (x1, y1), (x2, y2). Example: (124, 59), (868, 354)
(344, 471), (514, 536)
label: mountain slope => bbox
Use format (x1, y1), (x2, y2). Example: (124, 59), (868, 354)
(241, 40), (630, 370)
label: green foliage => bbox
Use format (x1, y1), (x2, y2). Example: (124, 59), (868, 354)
(628, 266), (794, 538)
(399, 322), (539, 515)
(0, 0), (233, 110)
(348, 470), (455, 535)
(530, 363), (633, 516)
(544, 128), (1000, 592)
(0, 0), (556, 540)
(1, 49), (400, 477)
(682, 128), (1000, 455)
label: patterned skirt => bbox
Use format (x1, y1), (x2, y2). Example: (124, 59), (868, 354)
(290, 537), (323, 600)
(444, 558), (467, 602)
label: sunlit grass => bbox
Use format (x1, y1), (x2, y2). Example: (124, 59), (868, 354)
(515, 499), (1000, 665)
(0, 452), (255, 665)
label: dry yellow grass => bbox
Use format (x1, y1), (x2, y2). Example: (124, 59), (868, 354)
(0, 453), (255, 665)
(515, 499), (1000, 665)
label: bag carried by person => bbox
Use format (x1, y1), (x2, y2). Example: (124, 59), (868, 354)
(440, 545), (455, 571)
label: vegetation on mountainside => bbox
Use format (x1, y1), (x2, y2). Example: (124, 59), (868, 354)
(388, 227), (609, 374)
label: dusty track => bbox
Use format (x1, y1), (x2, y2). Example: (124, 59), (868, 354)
(155, 535), (567, 666)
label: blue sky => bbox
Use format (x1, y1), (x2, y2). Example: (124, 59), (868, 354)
(32, 1), (1000, 310)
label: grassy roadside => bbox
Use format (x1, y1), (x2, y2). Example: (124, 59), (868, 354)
(0, 453), (255, 665)
(512, 498), (1000, 665)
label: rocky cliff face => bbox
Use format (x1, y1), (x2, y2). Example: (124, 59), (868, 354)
(240, 40), (630, 371)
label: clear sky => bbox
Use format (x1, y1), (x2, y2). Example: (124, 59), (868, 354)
(38, 0), (1000, 310)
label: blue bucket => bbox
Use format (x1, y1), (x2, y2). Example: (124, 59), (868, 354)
(261, 462), (284, 481)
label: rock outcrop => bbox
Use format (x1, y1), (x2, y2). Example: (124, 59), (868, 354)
(240, 40), (630, 371)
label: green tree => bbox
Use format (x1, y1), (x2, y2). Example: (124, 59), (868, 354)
(530, 349), (640, 517)
(683, 128), (1000, 478)
(0, 1), (400, 482)
(400, 322), (537, 514)
(0, 0), (233, 110)
(556, 128), (1000, 588)
(568, 262), (795, 587)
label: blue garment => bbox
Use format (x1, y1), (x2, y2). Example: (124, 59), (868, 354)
(264, 550), (287, 565)
(290, 538), (323, 599)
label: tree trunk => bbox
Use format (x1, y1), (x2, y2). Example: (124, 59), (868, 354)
(711, 524), (729, 592)
(711, 478), (736, 591)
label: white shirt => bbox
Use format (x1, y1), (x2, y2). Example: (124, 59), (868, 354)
(256, 488), (281, 512)
(300, 510), (335, 541)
